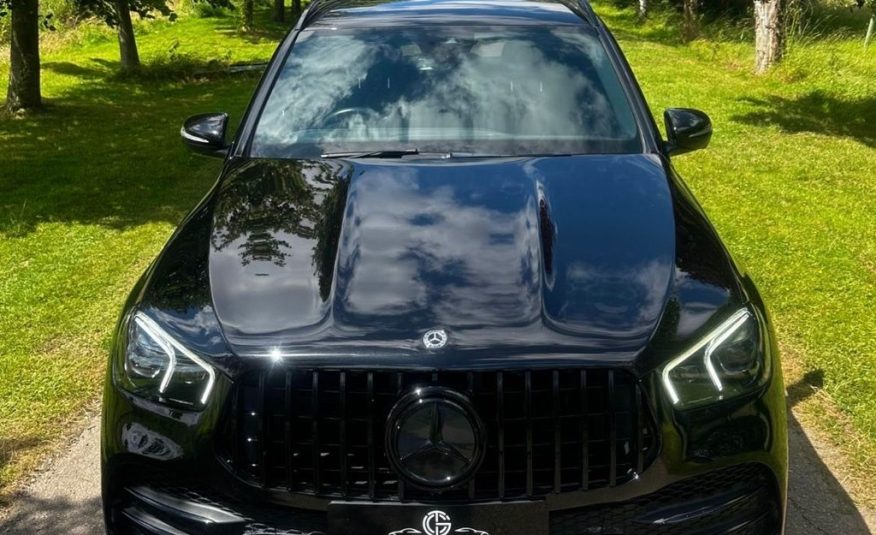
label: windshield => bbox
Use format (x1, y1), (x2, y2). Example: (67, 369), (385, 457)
(251, 25), (642, 158)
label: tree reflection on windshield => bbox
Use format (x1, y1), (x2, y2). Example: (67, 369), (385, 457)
(253, 25), (641, 158)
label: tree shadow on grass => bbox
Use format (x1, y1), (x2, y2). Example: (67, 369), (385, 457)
(214, 21), (291, 44)
(732, 91), (876, 148)
(0, 437), (44, 475)
(0, 436), (46, 509)
(213, 7), (291, 44)
(593, 5), (685, 46)
(42, 61), (110, 80)
(593, 2), (754, 47)
(89, 55), (265, 81)
(46, 55), (265, 81)
(0, 69), (263, 237)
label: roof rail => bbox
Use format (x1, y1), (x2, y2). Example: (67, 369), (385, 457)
(295, 0), (599, 30)
(294, 0), (346, 30)
(569, 0), (598, 25)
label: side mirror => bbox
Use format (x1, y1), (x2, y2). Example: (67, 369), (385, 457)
(181, 113), (229, 158)
(664, 108), (712, 156)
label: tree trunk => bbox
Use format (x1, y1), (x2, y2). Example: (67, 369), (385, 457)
(683, 0), (699, 42)
(115, 0), (140, 71)
(754, 0), (783, 74)
(6, 0), (42, 112)
(637, 0), (648, 21)
(242, 0), (254, 31)
(292, 0), (302, 19)
(273, 0), (285, 22)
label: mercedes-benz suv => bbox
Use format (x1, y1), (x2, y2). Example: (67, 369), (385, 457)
(101, 0), (788, 533)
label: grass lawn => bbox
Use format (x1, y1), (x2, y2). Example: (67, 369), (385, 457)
(0, 9), (283, 504)
(1, 0), (875, 507)
(598, 3), (876, 498)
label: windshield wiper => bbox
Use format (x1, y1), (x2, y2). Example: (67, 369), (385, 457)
(446, 152), (507, 158)
(448, 152), (573, 159)
(320, 148), (420, 159)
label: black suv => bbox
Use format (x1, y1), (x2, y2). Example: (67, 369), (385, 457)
(101, 0), (788, 533)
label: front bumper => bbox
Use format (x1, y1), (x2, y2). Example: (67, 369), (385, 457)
(103, 361), (787, 535)
(108, 462), (780, 534)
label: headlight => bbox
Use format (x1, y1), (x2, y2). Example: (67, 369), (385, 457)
(661, 308), (767, 409)
(115, 312), (216, 409)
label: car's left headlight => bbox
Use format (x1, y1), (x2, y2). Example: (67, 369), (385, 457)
(114, 311), (217, 409)
(661, 307), (768, 410)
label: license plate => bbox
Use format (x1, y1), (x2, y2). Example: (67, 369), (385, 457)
(328, 501), (548, 535)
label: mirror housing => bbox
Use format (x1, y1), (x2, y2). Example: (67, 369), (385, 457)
(181, 113), (229, 158)
(664, 108), (712, 156)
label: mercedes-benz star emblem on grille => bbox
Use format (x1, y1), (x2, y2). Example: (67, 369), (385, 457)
(387, 510), (489, 535)
(386, 388), (485, 490)
(422, 329), (448, 349)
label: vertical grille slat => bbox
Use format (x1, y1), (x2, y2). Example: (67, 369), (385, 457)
(524, 371), (533, 498)
(635, 382), (645, 475)
(312, 371), (321, 493)
(396, 372), (406, 502)
(608, 370), (617, 487)
(339, 371), (348, 497)
(580, 370), (589, 491)
(497, 371), (506, 500)
(230, 384), (241, 477)
(467, 372), (476, 500)
(224, 368), (655, 502)
(367, 372), (376, 500)
(257, 372), (267, 488)
(284, 370), (294, 491)
(552, 370), (561, 494)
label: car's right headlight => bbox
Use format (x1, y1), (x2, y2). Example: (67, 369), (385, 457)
(661, 307), (768, 410)
(114, 312), (216, 409)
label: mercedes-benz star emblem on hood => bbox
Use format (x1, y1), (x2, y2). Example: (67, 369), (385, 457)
(423, 329), (448, 349)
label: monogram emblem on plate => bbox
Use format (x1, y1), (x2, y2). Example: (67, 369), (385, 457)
(387, 510), (489, 535)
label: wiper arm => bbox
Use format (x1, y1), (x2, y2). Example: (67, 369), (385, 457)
(448, 152), (571, 158)
(446, 152), (507, 158)
(320, 148), (420, 159)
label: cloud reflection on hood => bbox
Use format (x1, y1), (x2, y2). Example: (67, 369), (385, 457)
(336, 166), (542, 329)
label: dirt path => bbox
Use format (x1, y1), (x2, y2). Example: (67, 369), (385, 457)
(787, 414), (875, 533)
(1, 414), (873, 534)
(0, 420), (101, 534)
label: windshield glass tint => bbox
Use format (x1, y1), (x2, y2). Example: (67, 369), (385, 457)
(252, 25), (642, 157)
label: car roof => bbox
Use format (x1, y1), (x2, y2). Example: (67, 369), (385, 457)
(303, 0), (594, 28)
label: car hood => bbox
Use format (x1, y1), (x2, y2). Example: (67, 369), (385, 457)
(168, 153), (738, 369)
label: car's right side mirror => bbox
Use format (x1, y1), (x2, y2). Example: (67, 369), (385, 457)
(663, 108), (712, 156)
(181, 112), (229, 158)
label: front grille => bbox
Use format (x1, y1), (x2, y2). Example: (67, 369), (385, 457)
(551, 463), (780, 535)
(218, 368), (656, 502)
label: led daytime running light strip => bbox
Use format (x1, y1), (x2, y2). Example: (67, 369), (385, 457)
(661, 308), (752, 405)
(133, 312), (217, 405)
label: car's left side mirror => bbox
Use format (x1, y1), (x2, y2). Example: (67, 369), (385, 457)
(664, 108), (712, 156)
(181, 113), (229, 158)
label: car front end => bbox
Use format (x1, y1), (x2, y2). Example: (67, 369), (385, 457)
(102, 157), (787, 535)
(102, 0), (787, 532)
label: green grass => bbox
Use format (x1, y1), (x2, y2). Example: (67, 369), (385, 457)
(595, 2), (876, 491)
(0, 0), (875, 506)
(0, 10), (285, 503)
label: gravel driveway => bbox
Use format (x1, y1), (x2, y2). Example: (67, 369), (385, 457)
(1, 414), (873, 534)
